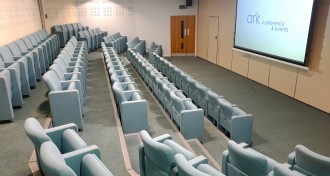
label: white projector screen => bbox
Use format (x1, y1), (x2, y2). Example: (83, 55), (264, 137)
(234, 0), (316, 66)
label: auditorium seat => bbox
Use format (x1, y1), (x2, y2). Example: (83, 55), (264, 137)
(21, 36), (50, 70)
(181, 72), (191, 96)
(53, 25), (68, 47)
(139, 130), (196, 176)
(187, 77), (199, 103)
(222, 140), (277, 176)
(175, 153), (225, 176)
(287, 145), (330, 176)
(0, 70), (14, 121)
(0, 59), (25, 103)
(218, 98), (253, 145)
(39, 141), (113, 176)
(196, 83), (209, 116)
(24, 118), (88, 171)
(43, 71), (84, 130)
(78, 31), (93, 51)
(174, 67), (183, 89)
(0, 46), (36, 88)
(206, 90), (222, 125)
(170, 91), (204, 141)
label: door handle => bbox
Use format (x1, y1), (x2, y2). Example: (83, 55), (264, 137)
(184, 29), (187, 36)
(187, 29), (190, 36)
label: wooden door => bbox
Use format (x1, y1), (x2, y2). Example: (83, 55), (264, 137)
(171, 16), (195, 55)
(207, 16), (219, 64)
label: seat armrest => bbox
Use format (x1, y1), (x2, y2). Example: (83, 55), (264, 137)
(221, 150), (229, 174)
(63, 145), (101, 175)
(188, 155), (208, 167)
(45, 123), (78, 149)
(163, 140), (195, 160)
(287, 151), (296, 165)
(123, 90), (141, 97)
(153, 134), (172, 143)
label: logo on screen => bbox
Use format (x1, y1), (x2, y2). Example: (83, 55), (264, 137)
(247, 12), (261, 24)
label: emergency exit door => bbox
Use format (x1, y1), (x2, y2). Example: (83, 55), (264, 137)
(171, 16), (195, 55)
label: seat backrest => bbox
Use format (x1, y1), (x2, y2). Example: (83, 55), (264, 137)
(21, 37), (34, 49)
(72, 23), (79, 29)
(6, 42), (22, 56)
(103, 36), (110, 43)
(81, 154), (113, 176)
(0, 46), (14, 62)
(175, 154), (211, 176)
(43, 70), (63, 91)
(112, 82), (127, 103)
(196, 83), (208, 98)
(16, 39), (29, 52)
(294, 145), (330, 176)
(24, 118), (51, 155)
(49, 64), (66, 81)
(78, 31), (86, 38)
(54, 25), (63, 32)
(207, 90), (220, 106)
(227, 140), (268, 176)
(171, 91), (185, 111)
(187, 77), (198, 90)
(84, 30), (91, 37)
(32, 33), (42, 42)
(140, 130), (176, 175)
(61, 25), (69, 31)
(40, 141), (76, 176)
(219, 98), (234, 119)
(28, 35), (39, 46)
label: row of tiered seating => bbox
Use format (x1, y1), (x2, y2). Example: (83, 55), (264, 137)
(139, 130), (223, 176)
(43, 36), (88, 130)
(78, 28), (107, 51)
(140, 130), (330, 176)
(0, 29), (60, 122)
(128, 48), (204, 141)
(153, 53), (253, 145)
(52, 22), (89, 47)
(148, 41), (162, 65)
(102, 32), (127, 54)
(101, 43), (148, 134)
(126, 37), (146, 55)
(24, 118), (113, 176)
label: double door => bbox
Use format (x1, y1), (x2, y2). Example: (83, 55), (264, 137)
(171, 16), (195, 55)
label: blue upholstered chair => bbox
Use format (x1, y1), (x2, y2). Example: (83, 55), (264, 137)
(181, 72), (190, 96)
(271, 164), (305, 176)
(77, 22), (89, 31)
(175, 154), (225, 176)
(218, 98), (253, 145)
(222, 140), (278, 176)
(170, 91), (204, 141)
(156, 76), (170, 107)
(187, 77), (199, 103)
(79, 31), (93, 51)
(287, 145), (330, 176)
(174, 67), (183, 89)
(112, 82), (148, 134)
(0, 46), (37, 88)
(0, 70), (14, 121)
(0, 59), (24, 105)
(139, 130), (196, 176)
(206, 90), (222, 125)
(39, 141), (112, 176)
(61, 24), (74, 40)
(43, 71), (83, 130)
(31, 32), (55, 61)
(163, 82), (182, 116)
(21, 36), (49, 70)
(84, 30), (97, 50)
(24, 117), (87, 173)
(53, 25), (68, 47)
(28, 34), (52, 66)
(15, 39), (46, 74)
(196, 83), (209, 116)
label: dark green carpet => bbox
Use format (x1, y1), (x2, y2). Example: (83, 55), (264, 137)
(166, 56), (330, 162)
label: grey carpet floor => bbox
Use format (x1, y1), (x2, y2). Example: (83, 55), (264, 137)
(166, 56), (330, 162)
(0, 80), (49, 176)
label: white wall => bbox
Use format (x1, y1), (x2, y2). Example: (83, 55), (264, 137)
(197, 0), (330, 113)
(0, 0), (42, 46)
(77, 0), (198, 56)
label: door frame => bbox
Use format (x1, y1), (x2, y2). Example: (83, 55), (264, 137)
(207, 16), (219, 64)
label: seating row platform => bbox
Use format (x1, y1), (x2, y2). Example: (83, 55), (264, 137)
(126, 37), (146, 55)
(52, 22), (89, 47)
(0, 29), (60, 122)
(24, 118), (113, 176)
(43, 36), (88, 130)
(152, 53), (253, 145)
(102, 32), (127, 54)
(148, 41), (162, 65)
(128, 48), (204, 142)
(101, 43), (148, 134)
